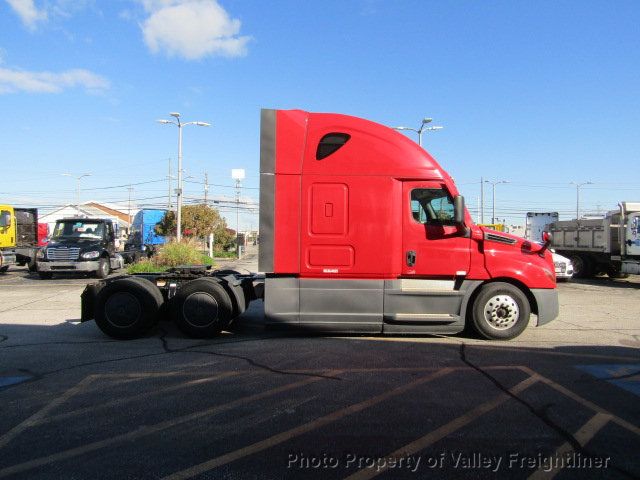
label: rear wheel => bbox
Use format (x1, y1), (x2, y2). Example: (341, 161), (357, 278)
(471, 282), (531, 340)
(607, 265), (629, 279)
(171, 278), (233, 338)
(569, 255), (593, 278)
(95, 277), (163, 339)
(0, 266), (8, 274)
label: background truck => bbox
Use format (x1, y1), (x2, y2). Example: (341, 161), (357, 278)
(37, 217), (124, 279)
(81, 108), (559, 341)
(122, 208), (167, 263)
(548, 202), (640, 278)
(0, 205), (41, 273)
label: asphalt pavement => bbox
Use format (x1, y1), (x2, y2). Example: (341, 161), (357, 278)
(0, 246), (638, 479)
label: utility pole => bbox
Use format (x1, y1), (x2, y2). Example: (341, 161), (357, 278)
(231, 169), (245, 257)
(204, 172), (209, 205)
(167, 158), (173, 209)
(127, 185), (133, 230)
(484, 179), (509, 224)
(480, 177), (484, 223)
(571, 181), (593, 220)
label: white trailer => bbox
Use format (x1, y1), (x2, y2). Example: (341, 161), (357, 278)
(524, 212), (573, 281)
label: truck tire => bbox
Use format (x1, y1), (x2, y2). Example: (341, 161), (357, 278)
(171, 278), (233, 338)
(569, 255), (593, 278)
(95, 277), (163, 339)
(606, 265), (629, 279)
(96, 257), (110, 279)
(0, 266), (8, 274)
(471, 282), (531, 340)
(28, 258), (37, 272)
(38, 271), (53, 279)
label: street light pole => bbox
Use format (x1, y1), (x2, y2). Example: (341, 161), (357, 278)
(484, 180), (509, 224)
(571, 181), (593, 219)
(62, 173), (92, 215)
(231, 169), (245, 257)
(393, 117), (443, 146)
(157, 113), (210, 242)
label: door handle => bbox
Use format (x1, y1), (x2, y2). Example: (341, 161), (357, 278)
(406, 250), (416, 267)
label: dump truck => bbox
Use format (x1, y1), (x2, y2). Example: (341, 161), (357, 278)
(0, 205), (41, 273)
(548, 202), (640, 278)
(81, 108), (559, 341)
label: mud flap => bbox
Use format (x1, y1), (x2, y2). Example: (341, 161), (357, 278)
(80, 283), (104, 322)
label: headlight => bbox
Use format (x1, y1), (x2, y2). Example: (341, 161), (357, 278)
(37, 248), (46, 259)
(82, 251), (101, 259)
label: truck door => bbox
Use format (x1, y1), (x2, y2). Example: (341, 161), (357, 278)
(402, 182), (471, 277)
(627, 212), (640, 256)
(105, 222), (116, 256)
(0, 207), (15, 249)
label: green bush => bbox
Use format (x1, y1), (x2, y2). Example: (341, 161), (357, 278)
(126, 240), (217, 274)
(126, 259), (168, 274)
(155, 240), (205, 267)
(213, 251), (237, 259)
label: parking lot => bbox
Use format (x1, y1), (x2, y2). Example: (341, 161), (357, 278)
(0, 251), (638, 479)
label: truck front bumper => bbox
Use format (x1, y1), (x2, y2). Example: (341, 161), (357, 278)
(38, 260), (100, 272)
(531, 288), (559, 326)
(0, 251), (17, 268)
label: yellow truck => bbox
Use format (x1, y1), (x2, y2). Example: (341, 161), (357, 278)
(0, 205), (40, 273)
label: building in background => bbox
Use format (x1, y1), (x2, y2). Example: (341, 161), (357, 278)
(39, 202), (135, 242)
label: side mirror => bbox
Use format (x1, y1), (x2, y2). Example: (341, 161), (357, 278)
(0, 211), (11, 228)
(453, 195), (465, 224)
(539, 231), (553, 255)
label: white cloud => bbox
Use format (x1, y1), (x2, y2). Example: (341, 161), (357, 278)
(5, 0), (48, 30)
(140, 0), (250, 60)
(0, 67), (110, 94)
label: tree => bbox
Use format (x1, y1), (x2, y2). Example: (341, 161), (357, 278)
(157, 204), (234, 250)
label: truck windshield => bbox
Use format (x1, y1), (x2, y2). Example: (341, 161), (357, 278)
(52, 221), (104, 240)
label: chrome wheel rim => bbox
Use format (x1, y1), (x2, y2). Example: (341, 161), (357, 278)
(483, 295), (519, 330)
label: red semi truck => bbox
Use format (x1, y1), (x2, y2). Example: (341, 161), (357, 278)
(81, 108), (559, 340)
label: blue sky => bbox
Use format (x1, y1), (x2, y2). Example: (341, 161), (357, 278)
(1, 0), (639, 229)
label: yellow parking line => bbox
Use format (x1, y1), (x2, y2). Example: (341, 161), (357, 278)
(0, 375), (95, 449)
(0, 371), (339, 479)
(528, 412), (612, 480)
(518, 366), (640, 437)
(344, 374), (540, 480)
(42, 371), (239, 425)
(161, 368), (454, 480)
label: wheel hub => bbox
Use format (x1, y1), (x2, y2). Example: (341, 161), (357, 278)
(483, 295), (519, 330)
(182, 292), (219, 328)
(105, 292), (142, 328)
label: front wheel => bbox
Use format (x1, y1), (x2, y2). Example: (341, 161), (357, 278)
(471, 282), (531, 340)
(96, 257), (110, 279)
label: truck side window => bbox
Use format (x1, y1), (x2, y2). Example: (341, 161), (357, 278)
(411, 188), (455, 225)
